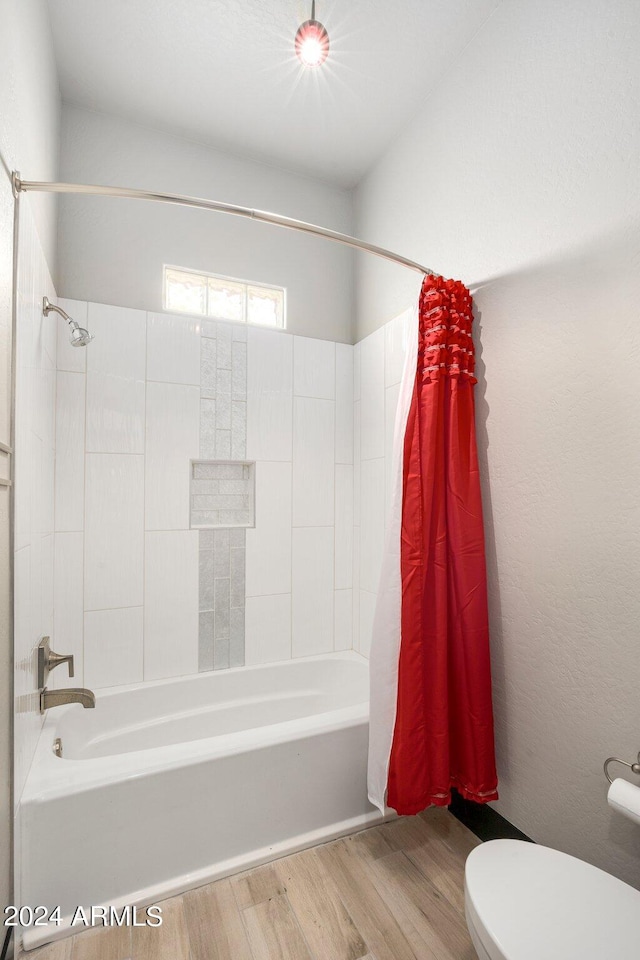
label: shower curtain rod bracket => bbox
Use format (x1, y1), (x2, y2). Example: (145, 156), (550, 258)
(12, 172), (434, 277)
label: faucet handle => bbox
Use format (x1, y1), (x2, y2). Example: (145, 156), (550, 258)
(49, 649), (75, 678)
(37, 637), (75, 688)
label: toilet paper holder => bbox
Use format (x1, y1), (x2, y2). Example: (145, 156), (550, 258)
(604, 751), (640, 784)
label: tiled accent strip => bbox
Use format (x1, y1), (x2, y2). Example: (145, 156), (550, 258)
(198, 321), (248, 671)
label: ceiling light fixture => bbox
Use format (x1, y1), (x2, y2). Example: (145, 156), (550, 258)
(295, 1), (330, 68)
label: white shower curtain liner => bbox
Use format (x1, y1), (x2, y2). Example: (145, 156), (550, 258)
(367, 304), (418, 813)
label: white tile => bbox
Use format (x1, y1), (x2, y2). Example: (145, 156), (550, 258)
(144, 531), (199, 680)
(360, 458), (385, 594)
(360, 327), (385, 461)
(28, 535), (42, 641)
(353, 400), (361, 526)
(292, 527), (334, 657)
(359, 590), (377, 658)
(384, 307), (412, 387)
(293, 336), (335, 399)
(52, 533), (84, 686)
(334, 589), (353, 651)
(145, 381), (200, 530)
(146, 312), (201, 385)
(352, 536), (360, 650)
(385, 382), (400, 525)
(335, 464), (353, 589)
(85, 302), (146, 454)
(84, 607), (143, 689)
(87, 302), (147, 378)
(57, 299), (88, 373)
(28, 435), (51, 543)
(335, 343), (354, 464)
(86, 371), (145, 454)
(33, 366), (55, 447)
(14, 543), (45, 809)
(40, 533), (54, 637)
(84, 454), (144, 610)
(292, 397), (335, 528)
(353, 342), (361, 402)
(246, 327), (293, 461)
(54, 371), (86, 532)
(245, 594), (291, 664)
(246, 461), (292, 597)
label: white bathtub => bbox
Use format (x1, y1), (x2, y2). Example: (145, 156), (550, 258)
(20, 651), (382, 950)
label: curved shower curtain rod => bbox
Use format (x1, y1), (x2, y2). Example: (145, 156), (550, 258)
(12, 172), (433, 277)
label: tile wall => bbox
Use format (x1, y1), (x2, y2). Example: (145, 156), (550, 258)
(14, 201), (57, 806)
(197, 320), (248, 670)
(353, 307), (412, 657)
(240, 328), (354, 663)
(49, 294), (414, 688)
(52, 304), (357, 688)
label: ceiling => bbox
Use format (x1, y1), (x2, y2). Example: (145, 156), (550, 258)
(47, 0), (499, 188)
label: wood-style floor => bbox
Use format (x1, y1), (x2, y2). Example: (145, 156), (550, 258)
(19, 807), (480, 960)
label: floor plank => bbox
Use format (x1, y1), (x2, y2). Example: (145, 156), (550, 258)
(69, 925), (131, 960)
(276, 848), (369, 960)
(243, 893), (313, 960)
(131, 897), (189, 960)
(232, 862), (286, 910)
(419, 807), (481, 857)
(404, 836), (467, 915)
(17, 939), (73, 960)
(369, 850), (476, 960)
(184, 877), (253, 960)
(316, 838), (424, 960)
(381, 816), (469, 913)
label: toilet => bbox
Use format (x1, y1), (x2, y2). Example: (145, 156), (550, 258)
(464, 839), (640, 960)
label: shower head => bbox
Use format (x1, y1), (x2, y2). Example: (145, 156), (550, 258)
(68, 324), (94, 347)
(42, 297), (94, 347)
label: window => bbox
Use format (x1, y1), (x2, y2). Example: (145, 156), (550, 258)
(164, 266), (286, 329)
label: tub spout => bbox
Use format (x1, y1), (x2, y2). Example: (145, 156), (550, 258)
(40, 686), (96, 713)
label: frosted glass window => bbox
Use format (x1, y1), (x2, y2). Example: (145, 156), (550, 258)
(247, 285), (284, 328)
(208, 278), (244, 322)
(164, 266), (285, 329)
(165, 268), (208, 315)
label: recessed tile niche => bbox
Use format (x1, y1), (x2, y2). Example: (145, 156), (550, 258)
(190, 460), (256, 529)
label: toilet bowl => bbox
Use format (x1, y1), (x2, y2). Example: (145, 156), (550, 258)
(464, 839), (640, 960)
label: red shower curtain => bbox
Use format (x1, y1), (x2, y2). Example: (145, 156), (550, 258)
(386, 275), (498, 815)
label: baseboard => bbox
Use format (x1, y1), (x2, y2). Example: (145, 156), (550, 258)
(448, 790), (533, 843)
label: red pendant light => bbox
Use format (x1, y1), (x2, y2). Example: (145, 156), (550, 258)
(295, 1), (330, 67)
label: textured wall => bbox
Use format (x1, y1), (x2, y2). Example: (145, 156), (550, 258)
(57, 105), (354, 343)
(354, 0), (640, 887)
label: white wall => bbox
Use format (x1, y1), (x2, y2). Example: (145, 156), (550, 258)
(57, 105), (354, 343)
(0, 0), (60, 272)
(52, 301), (354, 687)
(354, 0), (640, 886)
(13, 203), (58, 806)
(0, 0), (60, 924)
(0, 171), (14, 932)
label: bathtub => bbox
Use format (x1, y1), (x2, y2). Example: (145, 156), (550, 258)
(20, 651), (383, 950)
